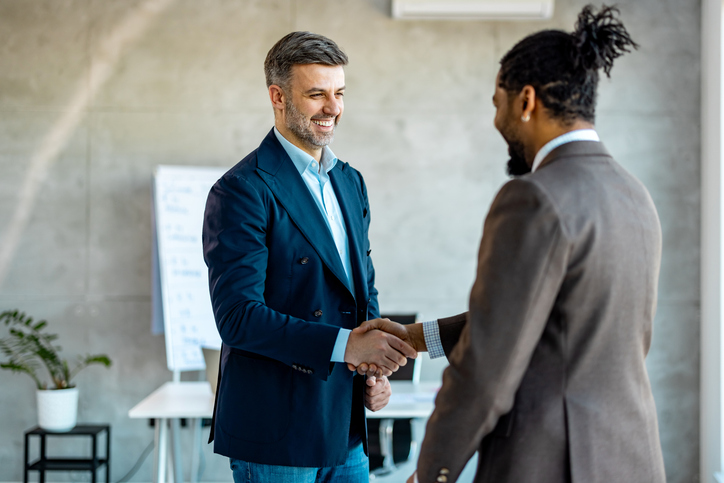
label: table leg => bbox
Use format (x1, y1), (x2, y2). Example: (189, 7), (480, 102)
(190, 418), (201, 483)
(157, 418), (168, 483)
(153, 420), (159, 482)
(170, 418), (183, 483)
(167, 441), (175, 483)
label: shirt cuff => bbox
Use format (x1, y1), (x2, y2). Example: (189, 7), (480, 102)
(423, 320), (445, 359)
(330, 328), (351, 363)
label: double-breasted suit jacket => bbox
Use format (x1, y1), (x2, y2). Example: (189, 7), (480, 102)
(202, 129), (378, 467)
(418, 141), (666, 483)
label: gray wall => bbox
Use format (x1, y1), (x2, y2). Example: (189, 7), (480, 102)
(0, 0), (700, 481)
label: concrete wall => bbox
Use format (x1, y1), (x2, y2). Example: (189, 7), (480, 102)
(0, 0), (700, 481)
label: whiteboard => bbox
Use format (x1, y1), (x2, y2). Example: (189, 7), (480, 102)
(152, 165), (226, 372)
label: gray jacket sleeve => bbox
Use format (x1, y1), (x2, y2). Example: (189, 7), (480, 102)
(437, 313), (467, 357)
(416, 178), (570, 483)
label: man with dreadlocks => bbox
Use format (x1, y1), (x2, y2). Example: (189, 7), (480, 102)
(351, 4), (666, 482)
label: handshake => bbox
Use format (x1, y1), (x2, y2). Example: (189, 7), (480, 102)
(343, 318), (427, 379)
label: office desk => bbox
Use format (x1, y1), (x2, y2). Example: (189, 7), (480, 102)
(129, 382), (212, 483)
(129, 380), (438, 483)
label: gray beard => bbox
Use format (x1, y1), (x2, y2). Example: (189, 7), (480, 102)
(285, 98), (336, 148)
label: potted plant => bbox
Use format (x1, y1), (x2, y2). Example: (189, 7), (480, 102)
(0, 309), (112, 432)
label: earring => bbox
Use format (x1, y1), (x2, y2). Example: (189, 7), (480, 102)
(521, 113), (530, 122)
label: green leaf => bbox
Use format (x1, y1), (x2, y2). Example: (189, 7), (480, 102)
(84, 355), (112, 367)
(1, 361), (43, 389)
(1, 309), (110, 388)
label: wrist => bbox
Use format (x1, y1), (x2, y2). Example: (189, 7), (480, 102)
(343, 329), (358, 364)
(410, 323), (427, 352)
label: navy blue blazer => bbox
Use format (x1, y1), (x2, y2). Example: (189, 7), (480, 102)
(202, 129), (379, 467)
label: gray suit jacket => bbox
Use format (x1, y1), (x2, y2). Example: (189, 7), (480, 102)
(418, 141), (665, 483)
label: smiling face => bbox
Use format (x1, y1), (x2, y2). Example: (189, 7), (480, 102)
(275, 63), (345, 157)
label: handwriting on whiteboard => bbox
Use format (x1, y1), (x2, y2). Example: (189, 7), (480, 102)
(153, 165), (227, 372)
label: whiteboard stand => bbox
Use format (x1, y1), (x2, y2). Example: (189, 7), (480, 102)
(170, 370), (187, 482)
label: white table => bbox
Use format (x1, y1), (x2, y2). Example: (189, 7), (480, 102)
(129, 382), (213, 483)
(129, 380), (438, 483)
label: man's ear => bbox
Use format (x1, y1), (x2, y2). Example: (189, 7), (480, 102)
(519, 85), (536, 122)
(269, 84), (286, 111)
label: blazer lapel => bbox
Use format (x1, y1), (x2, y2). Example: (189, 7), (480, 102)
(255, 130), (353, 295)
(330, 164), (366, 303)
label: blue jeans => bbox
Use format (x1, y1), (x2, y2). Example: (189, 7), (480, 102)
(230, 443), (369, 483)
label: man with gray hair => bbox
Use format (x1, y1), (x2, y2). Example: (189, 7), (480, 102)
(202, 31), (416, 482)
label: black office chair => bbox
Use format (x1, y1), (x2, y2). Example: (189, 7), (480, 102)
(367, 314), (419, 477)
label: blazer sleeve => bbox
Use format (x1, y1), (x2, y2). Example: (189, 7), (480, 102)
(203, 173), (341, 380)
(416, 179), (570, 482)
(437, 313), (467, 356)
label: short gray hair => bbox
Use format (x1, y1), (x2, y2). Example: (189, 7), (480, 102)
(264, 32), (348, 90)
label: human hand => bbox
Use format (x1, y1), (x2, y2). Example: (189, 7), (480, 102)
(406, 472), (416, 483)
(354, 318), (427, 353)
(347, 362), (381, 380)
(346, 318), (426, 377)
(344, 325), (417, 376)
(364, 374), (390, 411)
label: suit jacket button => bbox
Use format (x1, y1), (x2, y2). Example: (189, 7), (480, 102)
(300, 257), (309, 265)
(314, 310), (323, 317)
(439, 468), (450, 475)
(436, 476), (448, 483)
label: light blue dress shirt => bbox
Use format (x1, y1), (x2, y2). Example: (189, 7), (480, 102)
(273, 128), (354, 363)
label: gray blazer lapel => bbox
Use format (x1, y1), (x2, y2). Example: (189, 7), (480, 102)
(255, 130), (352, 295)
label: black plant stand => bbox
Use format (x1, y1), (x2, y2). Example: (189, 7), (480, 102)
(24, 425), (110, 483)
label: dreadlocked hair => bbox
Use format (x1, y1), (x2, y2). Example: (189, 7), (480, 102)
(498, 4), (638, 124)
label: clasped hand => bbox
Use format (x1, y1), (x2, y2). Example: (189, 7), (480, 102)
(343, 318), (417, 377)
(364, 373), (390, 412)
(345, 317), (426, 381)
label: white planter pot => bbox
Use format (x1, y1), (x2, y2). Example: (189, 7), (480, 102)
(36, 387), (78, 432)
